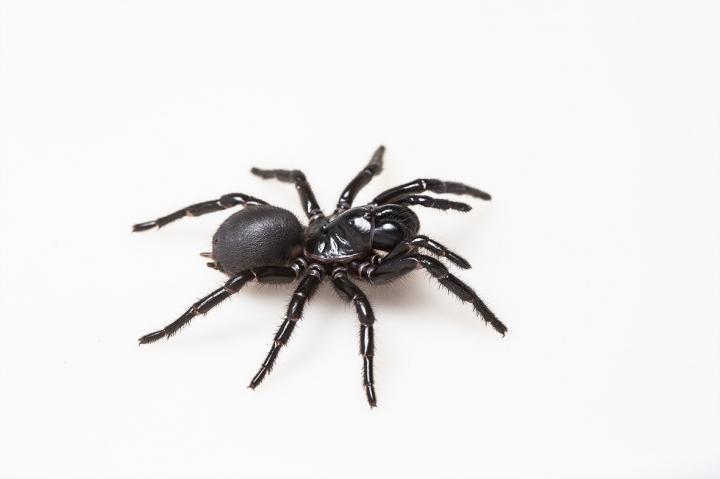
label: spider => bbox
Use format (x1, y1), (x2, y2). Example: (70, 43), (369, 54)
(133, 146), (506, 407)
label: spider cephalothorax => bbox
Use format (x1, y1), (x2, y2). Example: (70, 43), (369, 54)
(133, 146), (506, 407)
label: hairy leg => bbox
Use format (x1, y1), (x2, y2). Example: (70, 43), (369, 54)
(335, 145), (385, 213)
(331, 267), (378, 407)
(133, 193), (267, 232)
(251, 167), (324, 221)
(356, 253), (506, 335)
(394, 195), (472, 213)
(373, 178), (491, 205)
(248, 263), (325, 389)
(138, 263), (303, 344)
(382, 235), (471, 269)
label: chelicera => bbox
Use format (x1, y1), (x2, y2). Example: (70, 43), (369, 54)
(133, 146), (506, 407)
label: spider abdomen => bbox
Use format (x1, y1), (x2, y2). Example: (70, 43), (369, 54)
(212, 205), (303, 275)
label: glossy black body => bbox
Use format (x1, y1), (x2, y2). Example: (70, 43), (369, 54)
(303, 205), (419, 263)
(133, 145), (506, 408)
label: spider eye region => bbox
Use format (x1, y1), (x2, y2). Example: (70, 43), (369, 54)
(304, 208), (375, 262)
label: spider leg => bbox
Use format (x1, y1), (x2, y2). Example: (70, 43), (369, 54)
(357, 253), (507, 336)
(394, 195), (472, 213)
(249, 264), (324, 389)
(382, 235), (471, 269)
(331, 268), (377, 407)
(335, 145), (385, 213)
(138, 264), (302, 344)
(250, 167), (324, 222)
(132, 193), (267, 232)
(373, 178), (491, 205)
(350, 254), (412, 284)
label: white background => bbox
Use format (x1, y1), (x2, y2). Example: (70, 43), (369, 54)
(1, 1), (719, 478)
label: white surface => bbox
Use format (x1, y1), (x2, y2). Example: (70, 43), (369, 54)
(1, 1), (719, 478)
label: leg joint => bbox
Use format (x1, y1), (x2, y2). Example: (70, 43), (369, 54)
(307, 263), (325, 279)
(332, 266), (348, 280)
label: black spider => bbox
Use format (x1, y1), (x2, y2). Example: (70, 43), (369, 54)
(133, 146), (506, 407)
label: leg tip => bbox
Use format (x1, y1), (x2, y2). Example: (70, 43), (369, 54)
(492, 321), (508, 337)
(444, 200), (473, 212)
(472, 300), (506, 336)
(132, 221), (157, 232)
(451, 255), (472, 270)
(248, 369), (267, 389)
(469, 188), (492, 201)
(365, 386), (377, 408)
(138, 330), (165, 345)
(372, 145), (386, 165)
(250, 167), (270, 178)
